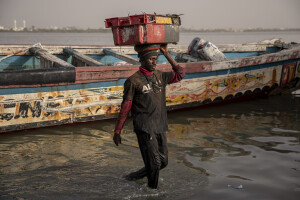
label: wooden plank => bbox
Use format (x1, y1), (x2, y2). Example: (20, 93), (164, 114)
(29, 47), (74, 68)
(63, 47), (104, 67)
(103, 48), (140, 65)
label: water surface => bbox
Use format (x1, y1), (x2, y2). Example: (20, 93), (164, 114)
(0, 95), (299, 200)
(0, 31), (300, 45)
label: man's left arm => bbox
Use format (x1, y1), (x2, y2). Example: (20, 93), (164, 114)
(160, 44), (185, 83)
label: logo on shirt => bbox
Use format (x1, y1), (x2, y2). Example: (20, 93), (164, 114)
(142, 80), (162, 94)
(142, 84), (152, 93)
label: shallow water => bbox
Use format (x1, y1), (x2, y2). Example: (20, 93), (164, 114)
(0, 95), (299, 200)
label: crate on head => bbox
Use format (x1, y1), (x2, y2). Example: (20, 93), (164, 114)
(105, 14), (181, 46)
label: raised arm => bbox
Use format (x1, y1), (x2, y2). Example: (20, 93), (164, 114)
(160, 44), (185, 83)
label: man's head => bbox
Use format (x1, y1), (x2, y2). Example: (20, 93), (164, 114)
(135, 44), (160, 72)
(138, 50), (158, 72)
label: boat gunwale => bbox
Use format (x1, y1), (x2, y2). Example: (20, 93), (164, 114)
(0, 41), (299, 89)
(0, 39), (286, 55)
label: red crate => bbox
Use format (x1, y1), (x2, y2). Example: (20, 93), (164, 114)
(105, 14), (181, 46)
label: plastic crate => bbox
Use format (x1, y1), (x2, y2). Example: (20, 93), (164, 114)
(105, 14), (181, 46)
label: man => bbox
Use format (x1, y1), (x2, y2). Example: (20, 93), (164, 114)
(113, 44), (185, 189)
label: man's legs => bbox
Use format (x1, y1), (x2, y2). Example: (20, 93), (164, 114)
(157, 132), (168, 169)
(137, 131), (160, 188)
(125, 167), (147, 181)
(126, 132), (168, 180)
(129, 131), (168, 189)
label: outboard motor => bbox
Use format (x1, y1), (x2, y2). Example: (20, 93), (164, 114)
(188, 37), (227, 61)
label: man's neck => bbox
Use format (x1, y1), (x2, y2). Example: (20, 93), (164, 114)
(139, 66), (154, 75)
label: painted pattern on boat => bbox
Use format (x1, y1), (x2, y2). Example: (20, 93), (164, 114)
(1, 61), (299, 133)
(0, 42), (300, 133)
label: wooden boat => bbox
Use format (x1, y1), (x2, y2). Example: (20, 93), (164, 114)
(0, 39), (299, 133)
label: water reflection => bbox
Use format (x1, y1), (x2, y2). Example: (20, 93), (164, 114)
(0, 95), (299, 199)
(0, 127), (113, 174)
(166, 96), (299, 176)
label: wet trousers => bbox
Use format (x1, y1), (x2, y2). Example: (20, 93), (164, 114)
(135, 130), (168, 189)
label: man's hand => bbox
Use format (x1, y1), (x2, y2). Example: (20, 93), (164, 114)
(113, 133), (122, 146)
(160, 44), (168, 55)
(160, 44), (178, 67)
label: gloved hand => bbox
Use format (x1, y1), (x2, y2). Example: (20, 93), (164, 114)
(113, 132), (122, 146)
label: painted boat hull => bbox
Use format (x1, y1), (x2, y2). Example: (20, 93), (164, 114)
(1, 42), (300, 133)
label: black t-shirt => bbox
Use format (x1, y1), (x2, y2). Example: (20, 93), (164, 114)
(123, 70), (174, 134)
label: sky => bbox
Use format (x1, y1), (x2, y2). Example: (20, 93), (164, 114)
(0, 0), (299, 29)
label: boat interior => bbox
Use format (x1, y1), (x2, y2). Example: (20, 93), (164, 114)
(0, 39), (296, 72)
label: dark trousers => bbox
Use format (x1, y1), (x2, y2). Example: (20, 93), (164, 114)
(135, 130), (168, 189)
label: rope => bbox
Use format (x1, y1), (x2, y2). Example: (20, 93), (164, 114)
(0, 43), (43, 63)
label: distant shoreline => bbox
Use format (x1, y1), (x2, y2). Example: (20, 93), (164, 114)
(180, 28), (300, 32)
(1, 28), (300, 33)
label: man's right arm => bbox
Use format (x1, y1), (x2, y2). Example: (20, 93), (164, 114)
(113, 79), (134, 146)
(160, 44), (185, 84)
(114, 100), (132, 134)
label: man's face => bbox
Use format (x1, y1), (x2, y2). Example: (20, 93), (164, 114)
(141, 56), (158, 72)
